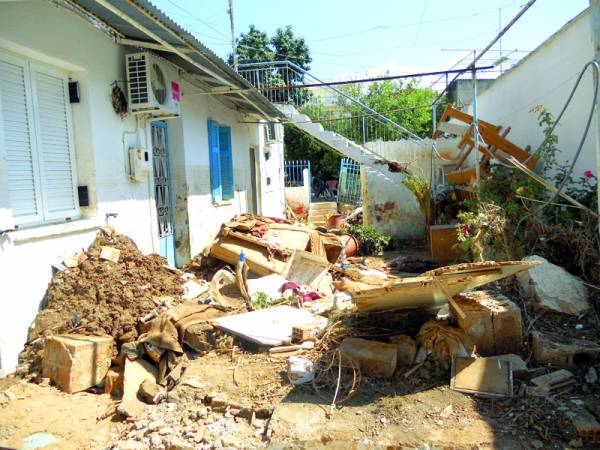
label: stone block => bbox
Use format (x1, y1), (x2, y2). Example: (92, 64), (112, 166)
(42, 334), (114, 393)
(104, 367), (124, 398)
(389, 334), (417, 366)
(450, 290), (522, 356)
(531, 331), (600, 368)
(138, 379), (161, 404)
(339, 337), (397, 378)
(517, 255), (589, 315)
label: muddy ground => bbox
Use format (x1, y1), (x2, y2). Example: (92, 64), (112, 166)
(1, 348), (597, 449)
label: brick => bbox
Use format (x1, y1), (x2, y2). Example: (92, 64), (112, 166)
(42, 334), (114, 393)
(389, 334), (417, 367)
(531, 331), (600, 368)
(450, 290), (522, 356)
(104, 367), (124, 398)
(339, 337), (397, 378)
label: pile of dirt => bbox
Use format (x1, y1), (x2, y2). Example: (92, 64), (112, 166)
(18, 228), (184, 376)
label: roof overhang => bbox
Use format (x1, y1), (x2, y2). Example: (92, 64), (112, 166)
(58, 0), (284, 119)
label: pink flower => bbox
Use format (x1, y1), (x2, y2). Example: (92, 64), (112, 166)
(460, 225), (471, 235)
(584, 170), (594, 179)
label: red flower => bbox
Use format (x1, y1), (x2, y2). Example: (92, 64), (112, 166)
(584, 170), (594, 179)
(460, 225), (471, 235)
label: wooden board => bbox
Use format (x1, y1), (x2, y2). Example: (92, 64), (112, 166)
(451, 356), (512, 398)
(211, 305), (329, 346)
(284, 250), (330, 289)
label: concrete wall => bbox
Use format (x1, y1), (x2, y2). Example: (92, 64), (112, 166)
(470, 9), (596, 178)
(362, 138), (461, 240)
(0, 0), (284, 374)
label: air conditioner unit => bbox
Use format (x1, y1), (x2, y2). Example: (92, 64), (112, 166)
(126, 52), (181, 118)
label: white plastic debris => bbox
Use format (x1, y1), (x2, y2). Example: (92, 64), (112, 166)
(287, 356), (314, 385)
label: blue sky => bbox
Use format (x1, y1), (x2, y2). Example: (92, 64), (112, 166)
(153, 0), (589, 87)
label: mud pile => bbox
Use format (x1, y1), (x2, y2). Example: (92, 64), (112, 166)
(19, 228), (184, 375)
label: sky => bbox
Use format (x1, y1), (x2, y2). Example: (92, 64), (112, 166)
(153, 0), (589, 89)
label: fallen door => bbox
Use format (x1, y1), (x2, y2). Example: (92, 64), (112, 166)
(151, 121), (175, 266)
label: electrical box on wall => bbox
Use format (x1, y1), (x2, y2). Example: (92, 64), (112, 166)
(128, 148), (150, 181)
(126, 52), (181, 118)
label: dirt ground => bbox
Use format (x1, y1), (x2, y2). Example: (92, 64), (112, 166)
(1, 348), (596, 449)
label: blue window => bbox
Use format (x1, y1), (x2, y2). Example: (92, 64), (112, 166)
(207, 120), (234, 202)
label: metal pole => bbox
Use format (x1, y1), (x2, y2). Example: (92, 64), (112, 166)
(228, 0), (238, 71)
(498, 7), (503, 74)
(592, 0), (600, 232)
(472, 53), (480, 196)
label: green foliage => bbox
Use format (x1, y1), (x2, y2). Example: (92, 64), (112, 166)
(229, 24), (311, 70)
(402, 170), (431, 219)
(251, 292), (291, 310)
(342, 224), (391, 256)
(284, 124), (341, 179)
(456, 106), (599, 280)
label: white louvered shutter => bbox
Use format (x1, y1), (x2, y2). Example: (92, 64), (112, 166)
(0, 54), (43, 224)
(30, 65), (78, 221)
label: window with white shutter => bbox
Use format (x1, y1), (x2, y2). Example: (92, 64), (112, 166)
(0, 51), (79, 226)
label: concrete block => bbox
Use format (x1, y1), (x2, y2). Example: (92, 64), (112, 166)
(339, 337), (397, 378)
(104, 367), (124, 398)
(42, 334), (114, 393)
(450, 290), (522, 356)
(531, 331), (600, 368)
(117, 358), (158, 418)
(389, 334), (417, 366)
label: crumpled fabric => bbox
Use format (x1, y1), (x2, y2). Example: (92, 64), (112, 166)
(280, 281), (321, 303)
(416, 320), (475, 367)
(137, 304), (221, 385)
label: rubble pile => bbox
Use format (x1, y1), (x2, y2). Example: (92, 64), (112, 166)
(5, 215), (600, 449)
(18, 227), (185, 377)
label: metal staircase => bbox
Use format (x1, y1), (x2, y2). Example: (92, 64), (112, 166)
(238, 61), (427, 174)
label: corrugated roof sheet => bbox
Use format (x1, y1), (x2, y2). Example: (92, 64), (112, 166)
(68, 0), (283, 118)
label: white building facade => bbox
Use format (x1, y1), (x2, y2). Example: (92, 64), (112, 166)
(471, 8), (596, 179)
(0, 0), (285, 374)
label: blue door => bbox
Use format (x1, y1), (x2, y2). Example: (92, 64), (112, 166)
(151, 122), (176, 267)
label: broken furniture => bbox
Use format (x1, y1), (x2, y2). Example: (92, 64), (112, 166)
(432, 104), (537, 190)
(209, 215), (342, 276)
(343, 260), (541, 312)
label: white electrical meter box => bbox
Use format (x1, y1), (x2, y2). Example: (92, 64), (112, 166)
(128, 148), (150, 181)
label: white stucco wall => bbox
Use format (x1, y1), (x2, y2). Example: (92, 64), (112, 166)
(470, 9), (596, 179)
(0, 0), (284, 374)
(362, 138), (462, 240)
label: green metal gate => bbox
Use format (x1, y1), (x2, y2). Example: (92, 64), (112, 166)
(338, 158), (361, 206)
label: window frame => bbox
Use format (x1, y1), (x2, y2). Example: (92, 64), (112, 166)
(207, 119), (234, 203)
(0, 49), (80, 228)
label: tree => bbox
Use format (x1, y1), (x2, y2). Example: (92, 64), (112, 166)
(284, 124), (340, 180)
(229, 25), (311, 70)
(227, 25), (273, 65)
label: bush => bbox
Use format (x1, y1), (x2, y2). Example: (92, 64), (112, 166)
(342, 224), (391, 256)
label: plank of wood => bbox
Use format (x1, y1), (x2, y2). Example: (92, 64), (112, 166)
(432, 275), (466, 320)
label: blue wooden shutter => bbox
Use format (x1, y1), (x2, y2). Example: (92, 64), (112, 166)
(207, 120), (222, 202)
(219, 126), (234, 200)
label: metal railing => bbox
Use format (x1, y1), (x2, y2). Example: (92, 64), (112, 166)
(284, 159), (311, 187)
(238, 61), (427, 159)
(338, 158), (362, 206)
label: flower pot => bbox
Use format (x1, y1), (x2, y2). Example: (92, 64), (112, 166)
(326, 213), (345, 229)
(339, 233), (359, 257)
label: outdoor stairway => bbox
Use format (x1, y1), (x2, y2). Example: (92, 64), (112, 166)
(276, 104), (394, 174)
(433, 104), (537, 187)
(307, 201), (338, 227)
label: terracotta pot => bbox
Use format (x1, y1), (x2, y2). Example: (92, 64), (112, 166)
(339, 233), (359, 257)
(326, 213), (345, 229)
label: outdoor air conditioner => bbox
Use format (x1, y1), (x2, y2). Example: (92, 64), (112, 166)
(126, 52), (181, 118)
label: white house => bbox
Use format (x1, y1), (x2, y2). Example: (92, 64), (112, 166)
(0, 0), (286, 374)
(470, 7), (596, 179)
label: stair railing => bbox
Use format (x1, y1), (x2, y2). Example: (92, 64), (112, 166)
(238, 61), (428, 158)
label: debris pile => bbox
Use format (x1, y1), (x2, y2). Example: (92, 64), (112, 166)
(18, 227), (185, 377)
(5, 215), (600, 449)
